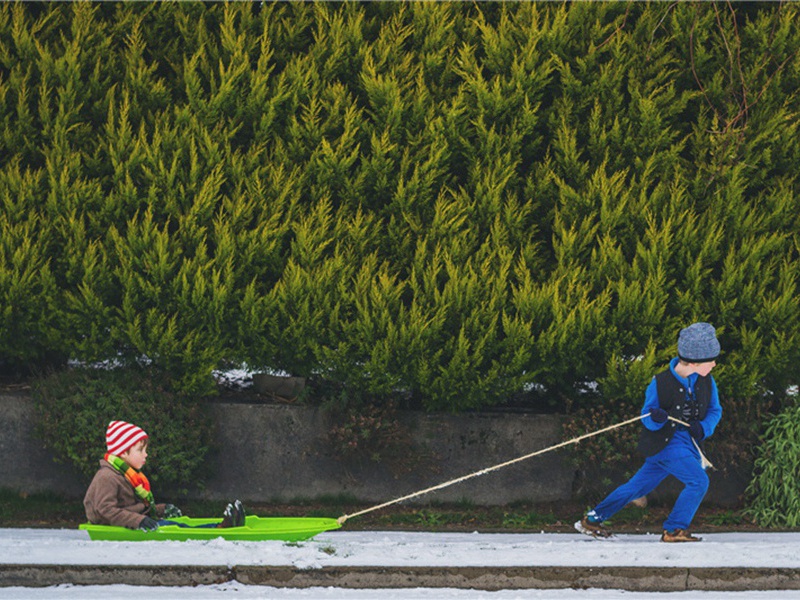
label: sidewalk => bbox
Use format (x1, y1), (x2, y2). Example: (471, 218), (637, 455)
(2, 529), (800, 592)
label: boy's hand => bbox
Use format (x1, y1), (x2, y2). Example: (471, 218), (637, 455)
(164, 504), (182, 518)
(689, 420), (705, 441)
(138, 516), (159, 531)
(649, 407), (668, 423)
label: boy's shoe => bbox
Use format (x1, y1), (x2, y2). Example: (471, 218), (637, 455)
(219, 500), (246, 528)
(661, 529), (701, 543)
(574, 515), (612, 538)
(628, 496), (647, 508)
(219, 503), (235, 528)
(233, 499), (246, 527)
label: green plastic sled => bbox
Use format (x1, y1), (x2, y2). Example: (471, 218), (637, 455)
(79, 515), (341, 542)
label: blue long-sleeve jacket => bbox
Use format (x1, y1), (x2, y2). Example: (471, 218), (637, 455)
(640, 357), (722, 458)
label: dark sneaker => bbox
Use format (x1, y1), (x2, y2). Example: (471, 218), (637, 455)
(218, 500), (246, 528)
(574, 515), (612, 538)
(218, 503), (235, 528)
(233, 499), (246, 528)
(661, 529), (701, 543)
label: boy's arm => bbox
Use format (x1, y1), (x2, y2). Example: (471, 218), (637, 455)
(699, 377), (722, 439)
(640, 377), (665, 430)
(93, 494), (150, 530)
(85, 469), (151, 530)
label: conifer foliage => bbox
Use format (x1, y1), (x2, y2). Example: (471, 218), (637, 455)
(2, 2), (799, 447)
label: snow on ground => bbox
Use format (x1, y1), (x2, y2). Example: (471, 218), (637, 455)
(2, 584), (800, 600)
(2, 528), (800, 599)
(2, 528), (800, 569)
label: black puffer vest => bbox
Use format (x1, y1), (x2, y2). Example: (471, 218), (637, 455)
(637, 368), (712, 457)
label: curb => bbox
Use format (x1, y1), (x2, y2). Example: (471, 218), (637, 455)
(2, 565), (800, 591)
(0, 565), (230, 587)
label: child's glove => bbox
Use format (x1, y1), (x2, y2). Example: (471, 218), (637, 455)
(164, 504), (182, 518)
(649, 407), (668, 423)
(689, 420), (705, 441)
(138, 516), (159, 531)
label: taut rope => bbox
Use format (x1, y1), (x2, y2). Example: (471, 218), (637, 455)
(337, 412), (713, 525)
(337, 413), (645, 525)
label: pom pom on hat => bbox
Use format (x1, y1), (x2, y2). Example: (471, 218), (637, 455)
(106, 420), (148, 456)
(677, 322), (720, 363)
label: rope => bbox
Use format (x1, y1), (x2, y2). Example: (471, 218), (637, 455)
(336, 411), (715, 525)
(337, 413), (647, 525)
(667, 415), (714, 470)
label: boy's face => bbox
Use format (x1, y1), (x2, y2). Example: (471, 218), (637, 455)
(120, 440), (148, 470)
(691, 360), (716, 377)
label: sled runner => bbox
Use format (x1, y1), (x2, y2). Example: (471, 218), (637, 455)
(80, 515), (340, 542)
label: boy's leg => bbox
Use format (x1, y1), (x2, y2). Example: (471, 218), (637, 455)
(156, 520), (221, 529)
(591, 459), (668, 521)
(661, 456), (709, 532)
(157, 519), (182, 527)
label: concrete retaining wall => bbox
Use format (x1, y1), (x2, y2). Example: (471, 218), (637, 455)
(202, 401), (572, 504)
(0, 392), (747, 506)
(0, 392), (85, 497)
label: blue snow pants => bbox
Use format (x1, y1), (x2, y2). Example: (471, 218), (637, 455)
(156, 520), (221, 529)
(591, 452), (709, 532)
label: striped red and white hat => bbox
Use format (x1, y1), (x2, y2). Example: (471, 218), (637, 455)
(106, 421), (148, 456)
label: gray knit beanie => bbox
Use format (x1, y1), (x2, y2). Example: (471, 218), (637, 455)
(677, 322), (720, 363)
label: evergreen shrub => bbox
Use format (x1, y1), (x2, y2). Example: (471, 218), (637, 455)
(745, 401), (800, 527)
(0, 2), (799, 481)
(32, 367), (214, 494)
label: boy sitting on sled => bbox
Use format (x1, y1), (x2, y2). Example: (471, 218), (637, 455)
(84, 420), (244, 531)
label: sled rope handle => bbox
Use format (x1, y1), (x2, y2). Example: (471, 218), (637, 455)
(667, 415), (715, 470)
(337, 412), (714, 525)
(337, 413), (646, 525)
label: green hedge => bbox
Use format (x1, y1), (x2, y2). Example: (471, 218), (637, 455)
(32, 366), (213, 492)
(1, 2), (799, 444)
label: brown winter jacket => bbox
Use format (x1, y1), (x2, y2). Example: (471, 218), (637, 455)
(83, 460), (166, 529)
